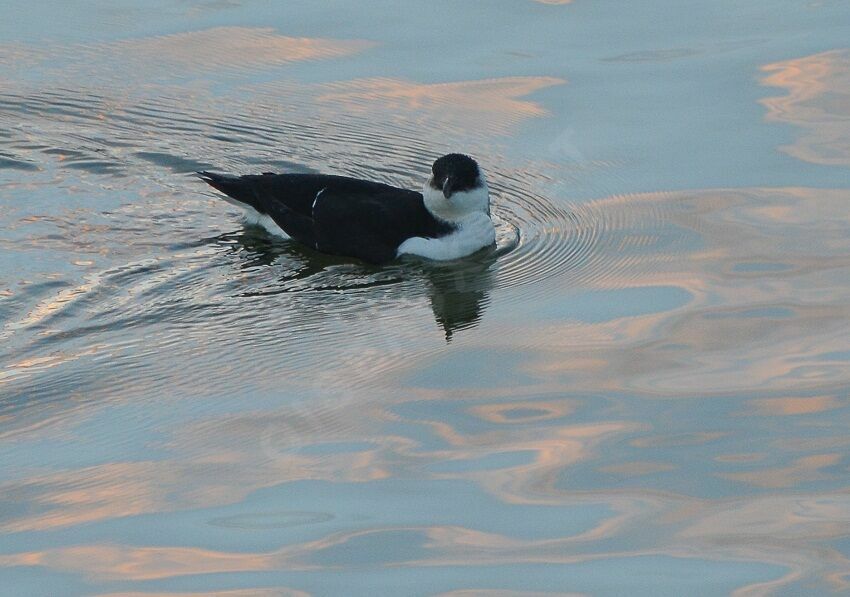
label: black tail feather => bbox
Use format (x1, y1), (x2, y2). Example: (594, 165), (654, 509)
(197, 170), (235, 191)
(198, 170), (319, 248)
(197, 171), (255, 206)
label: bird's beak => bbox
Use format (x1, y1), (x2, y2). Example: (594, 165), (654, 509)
(442, 175), (455, 200)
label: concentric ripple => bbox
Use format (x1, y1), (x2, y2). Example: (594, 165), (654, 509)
(0, 74), (689, 410)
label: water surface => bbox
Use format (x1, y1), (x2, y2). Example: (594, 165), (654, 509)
(2, 1), (850, 595)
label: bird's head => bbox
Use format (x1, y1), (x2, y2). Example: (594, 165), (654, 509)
(423, 153), (490, 221)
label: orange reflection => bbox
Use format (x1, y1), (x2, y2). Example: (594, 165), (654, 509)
(761, 50), (850, 166)
(0, 397), (393, 533)
(682, 492), (850, 541)
(0, 545), (274, 581)
(0, 344), (106, 389)
(435, 589), (586, 597)
(747, 395), (842, 416)
(0, 43), (46, 69)
(0, 452), (387, 533)
(538, 186), (850, 396)
(632, 432), (727, 448)
(318, 76), (565, 134)
(470, 400), (575, 424)
(721, 453), (841, 489)
(0, 28), (374, 76)
(0, 173), (848, 595)
(715, 453), (767, 464)
(112, 27), (376, 72)
(97, 591), (306, 597)
(2, 274), (101, 336)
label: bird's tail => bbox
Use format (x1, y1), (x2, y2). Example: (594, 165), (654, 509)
(197, 171), (256, 208)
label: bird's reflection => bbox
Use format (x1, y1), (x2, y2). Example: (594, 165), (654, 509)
(414, 254), (495, 341)
(217, 225), (494, 339)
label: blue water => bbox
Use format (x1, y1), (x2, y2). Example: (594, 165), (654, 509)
(2, 1), (850, 595)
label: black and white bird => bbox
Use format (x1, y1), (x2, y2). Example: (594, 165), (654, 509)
(198, 153), (495, 264)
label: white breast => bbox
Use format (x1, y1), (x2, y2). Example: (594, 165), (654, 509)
(397, 212), (495, 260)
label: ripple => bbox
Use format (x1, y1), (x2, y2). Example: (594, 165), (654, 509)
(0, 153), (38, 171)
(0, 73), (691, 404)
(487, 181), (684, 302)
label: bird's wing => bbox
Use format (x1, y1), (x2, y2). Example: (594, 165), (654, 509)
(311, 186), (429, 264)
(223, 173), (414, 218)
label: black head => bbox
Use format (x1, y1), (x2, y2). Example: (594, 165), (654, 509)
(430, 153), (481, 199)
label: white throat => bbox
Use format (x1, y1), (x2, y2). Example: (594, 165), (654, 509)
(422, 175), (490, 224)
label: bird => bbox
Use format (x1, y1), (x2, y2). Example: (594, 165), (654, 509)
(198, 153), (495, 265)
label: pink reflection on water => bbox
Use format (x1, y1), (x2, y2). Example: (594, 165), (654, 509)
(761, 50), (850, 166)
(317, 77), (565, 134)
(0, 28), (376, 76)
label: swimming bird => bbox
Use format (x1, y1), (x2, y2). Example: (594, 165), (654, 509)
(198, 153), (495, 264)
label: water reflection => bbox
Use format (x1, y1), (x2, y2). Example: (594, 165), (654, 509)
(761, 50), (850, 166)
(214, 225), (496, 340)
(2, 2), (850, 595)
(419, 255), (496, 341)
(317, 76), (565, 136)
(0, 27), (375, 79)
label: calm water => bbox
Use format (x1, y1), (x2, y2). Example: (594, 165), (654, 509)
(1, 1), (850, 595)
